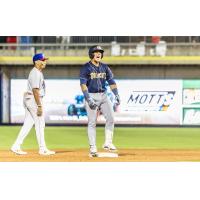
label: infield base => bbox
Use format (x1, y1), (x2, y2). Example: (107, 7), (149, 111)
(96, 152), (118, 158)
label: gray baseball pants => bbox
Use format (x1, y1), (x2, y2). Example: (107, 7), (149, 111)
(85, 92), (114, 148)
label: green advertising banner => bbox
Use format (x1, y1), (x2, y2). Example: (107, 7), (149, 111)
(183, 108), (200, 124)
(183, 80), (200, 89)
(182, 80), (200, 125)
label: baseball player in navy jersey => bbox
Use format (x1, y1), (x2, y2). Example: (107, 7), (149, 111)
(80, 45), (120, 157)
(11, 53), (55, 155)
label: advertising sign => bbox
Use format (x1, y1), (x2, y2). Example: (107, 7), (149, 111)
(11, 79), (182, 125)
(182, 80), (200, 125)
(183, 108), (200, 124)
(116, 80), (182, 124)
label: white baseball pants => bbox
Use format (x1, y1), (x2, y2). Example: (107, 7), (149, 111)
(12, 93), (47, 151)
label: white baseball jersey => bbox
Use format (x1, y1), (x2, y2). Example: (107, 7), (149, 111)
(27, 67), (46, 97)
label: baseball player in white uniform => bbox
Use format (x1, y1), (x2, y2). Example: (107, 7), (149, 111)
(11, 53), (55, 155)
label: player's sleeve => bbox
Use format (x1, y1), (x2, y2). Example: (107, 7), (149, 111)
(29, 70), (41, 89)
(106, 65), (116, 85)
(80, 65), (88, 85)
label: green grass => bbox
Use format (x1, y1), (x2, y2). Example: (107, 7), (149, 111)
(1, 126), (200, 150)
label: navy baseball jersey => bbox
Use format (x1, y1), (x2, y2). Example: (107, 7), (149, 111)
(80, 61), (116, 93)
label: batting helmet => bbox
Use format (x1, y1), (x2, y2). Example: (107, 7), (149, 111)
(88, 45), (104, 59)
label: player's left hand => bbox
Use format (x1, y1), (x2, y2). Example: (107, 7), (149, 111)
(115, 95), (120, 105)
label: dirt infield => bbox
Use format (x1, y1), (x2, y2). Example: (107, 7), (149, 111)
(1, 149), (200, 162)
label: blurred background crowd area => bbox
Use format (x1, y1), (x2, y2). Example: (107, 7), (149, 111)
(1, 36), (200, 56)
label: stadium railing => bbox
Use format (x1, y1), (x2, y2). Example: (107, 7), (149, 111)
(0, 42), (200, 57)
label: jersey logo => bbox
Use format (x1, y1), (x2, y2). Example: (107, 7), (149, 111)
(90, 72), (106, 79)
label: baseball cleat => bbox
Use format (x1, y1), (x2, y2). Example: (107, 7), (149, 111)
(103, 143), (117, 152)
(89, 145), (98, 157)
(89, 152), (99, 157)
(11, 148), (27, 155)
(39, 149), (55, 155)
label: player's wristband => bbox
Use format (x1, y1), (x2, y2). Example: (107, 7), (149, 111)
(83, 90), (90, 101)
(37, 105), (42, 107)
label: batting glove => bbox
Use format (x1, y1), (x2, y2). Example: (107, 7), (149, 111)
(115, 94), (121, 105)
(87, 97), (98, 110)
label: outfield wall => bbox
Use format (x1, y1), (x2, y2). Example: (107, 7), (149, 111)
(9, 79), (200, 126)
(2, 64), (200, 79)
(1, 62), (200, 125)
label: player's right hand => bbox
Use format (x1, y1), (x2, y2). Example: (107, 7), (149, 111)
(87, 98), (98, 110)
(37, 106), (43, 116)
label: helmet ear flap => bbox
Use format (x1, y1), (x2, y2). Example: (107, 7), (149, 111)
(89, 53), (94, 59)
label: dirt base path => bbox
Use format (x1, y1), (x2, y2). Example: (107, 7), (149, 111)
(1, 149), (200, 162)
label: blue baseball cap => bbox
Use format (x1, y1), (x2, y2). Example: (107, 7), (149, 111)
(33, 53), (48, 62)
